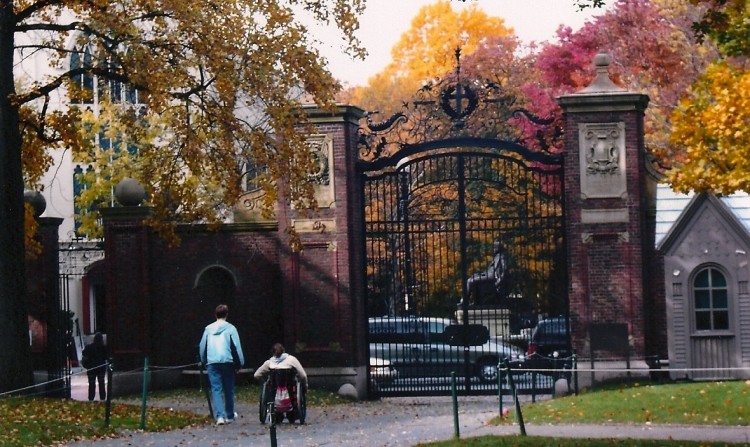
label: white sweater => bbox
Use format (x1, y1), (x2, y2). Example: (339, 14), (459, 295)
(254, 353), (307, 386)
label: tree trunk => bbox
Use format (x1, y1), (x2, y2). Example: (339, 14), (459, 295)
(0, 1), (33, 394)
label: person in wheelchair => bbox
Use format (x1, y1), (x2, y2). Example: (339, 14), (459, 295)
(255, 343), (308, 424)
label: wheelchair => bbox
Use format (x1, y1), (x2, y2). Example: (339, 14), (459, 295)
(258, 368), (307, 425)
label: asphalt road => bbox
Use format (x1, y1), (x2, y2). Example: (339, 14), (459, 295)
(65, 372), (750, 447)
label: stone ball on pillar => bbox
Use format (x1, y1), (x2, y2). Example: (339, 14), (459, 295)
(593, 51), (612, 68)
(24, 190), (46, 217)
(114, 178), (147, 206)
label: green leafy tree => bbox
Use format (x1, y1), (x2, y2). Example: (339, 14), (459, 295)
(688, 0), (750, 56)
(1, 0), (364, 394)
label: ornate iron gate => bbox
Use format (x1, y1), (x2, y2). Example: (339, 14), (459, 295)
(359, 65), (567, 396)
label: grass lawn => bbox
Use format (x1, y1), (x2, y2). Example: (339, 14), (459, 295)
(0, 396), (208, 446)
(1, 380), (749, 447)
(493, 380), (750, 426)
(0, 383), (349, 447)
(415, 380), (750, 447)
(419, 437), (745, 447)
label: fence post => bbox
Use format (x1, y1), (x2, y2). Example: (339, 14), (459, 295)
(572, 353), (579, 395)
(498, 360), (505, 417)
(104, 359), (114, 428)
(139, 357), (150, 430)
(506, 365), (526, 436)
(269, 402), (278, 447)
(199, 359), (213, 419)
(451, 371), (459, 438)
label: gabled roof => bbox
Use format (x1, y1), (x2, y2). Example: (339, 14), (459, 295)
(656, 183), (750, 251)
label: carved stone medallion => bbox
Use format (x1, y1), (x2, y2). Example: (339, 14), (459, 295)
(578, 122), (627, 199)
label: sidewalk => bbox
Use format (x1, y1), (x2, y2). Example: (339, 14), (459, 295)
(63, 376), (750, 447)
(70, 368), (94, 401)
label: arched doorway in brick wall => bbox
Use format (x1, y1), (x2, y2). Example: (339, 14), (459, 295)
(194, 265), (238, 316)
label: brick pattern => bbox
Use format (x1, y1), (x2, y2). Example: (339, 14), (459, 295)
(277, 107), (365, 367)
(100, 95), (666, 380)
(26, 217), (64, 370)
(101, 106), (366, 372)
(562, 105), (660, 359)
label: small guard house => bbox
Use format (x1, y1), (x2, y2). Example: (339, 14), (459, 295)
(658, 185), (750, 380)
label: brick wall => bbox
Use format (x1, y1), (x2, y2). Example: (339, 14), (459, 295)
(101, 106), (368, 381)
(559, 93), (657, 360)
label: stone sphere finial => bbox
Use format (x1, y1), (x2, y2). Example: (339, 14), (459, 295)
(593, 51), (612, 69)
(114, 178), (147, 206)
(577, 50), (626, 94)
(24, 190), (46, 217)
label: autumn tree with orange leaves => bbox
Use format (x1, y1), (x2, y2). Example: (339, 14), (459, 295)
(576, 0), (750, 196)
(1, 0), (365, 394)
(345, 0), (515, 118)
(668, 1), (750, 194)
(352, 2), (564, 319)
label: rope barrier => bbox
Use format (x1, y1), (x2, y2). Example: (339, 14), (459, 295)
(510, 366), (750, 374)
(0, 370), (84, 398)
(3, 383), (69, 399)
(1, 359), (747, 399)
(0, 361), (200, 398)
(0, 362), (115, 398)
(149, 362), (201, 371)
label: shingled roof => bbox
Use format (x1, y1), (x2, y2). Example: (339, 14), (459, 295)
(655, 183), (750, 247)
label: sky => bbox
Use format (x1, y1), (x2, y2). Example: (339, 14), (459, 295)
(308, 1), (606, 88)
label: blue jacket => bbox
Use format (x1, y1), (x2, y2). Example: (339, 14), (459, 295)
(199, 320), (245, 366)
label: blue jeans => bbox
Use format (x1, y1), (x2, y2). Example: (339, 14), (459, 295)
(207, 363), (236, 420)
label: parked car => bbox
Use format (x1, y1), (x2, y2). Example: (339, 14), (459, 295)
(368, 316), (523, 382)
(514, 316), (573, 377)
(369, 357), (399, 385)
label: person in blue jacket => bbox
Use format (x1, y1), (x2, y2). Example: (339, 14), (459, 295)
(199, 304), (245, 425)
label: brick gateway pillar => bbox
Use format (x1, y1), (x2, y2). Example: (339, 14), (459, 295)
(558, 52), (658, 379)
(99, 179), (152, 371)
(276, 105), (369, 398)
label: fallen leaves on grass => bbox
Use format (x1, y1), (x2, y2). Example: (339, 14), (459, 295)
(0, 397), (208, 447)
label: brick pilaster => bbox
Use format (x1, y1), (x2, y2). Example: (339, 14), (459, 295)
(558, 53), (653, 360)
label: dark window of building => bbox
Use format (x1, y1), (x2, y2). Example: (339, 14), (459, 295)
(693, 267), (729, 331)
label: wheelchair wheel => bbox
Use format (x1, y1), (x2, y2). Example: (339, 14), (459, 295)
(298, 386), (306, 424)
(258, 382), (271, 424)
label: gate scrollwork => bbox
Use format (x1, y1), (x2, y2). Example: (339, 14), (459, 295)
(357, 50), (560, 166)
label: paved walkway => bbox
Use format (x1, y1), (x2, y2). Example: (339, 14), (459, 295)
(64, 373), (750, 446)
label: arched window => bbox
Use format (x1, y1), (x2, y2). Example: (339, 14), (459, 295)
(69, 42), (143, 106)
(69, 44), (94, 104)
(69, 41), (145, 236)
(693, 267), (729, 331)
(72, 164), (95, 235)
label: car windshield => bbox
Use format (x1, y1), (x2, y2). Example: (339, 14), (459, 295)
(534, 319), (568, 336)
(423, 321), (448, 336)
(369, 318), (453, 344)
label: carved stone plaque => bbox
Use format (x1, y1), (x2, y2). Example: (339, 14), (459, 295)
(234, 188), (277, 222)
(306, 134), (335, 209)
(292, 218), (336, 234)
(578, 122), (626, 199)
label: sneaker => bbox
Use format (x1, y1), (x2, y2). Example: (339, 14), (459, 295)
(216, 417), (226, 426)
(226, 412), (238, 424)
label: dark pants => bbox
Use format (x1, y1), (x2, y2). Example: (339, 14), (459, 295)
(88, 369), (106, 401)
